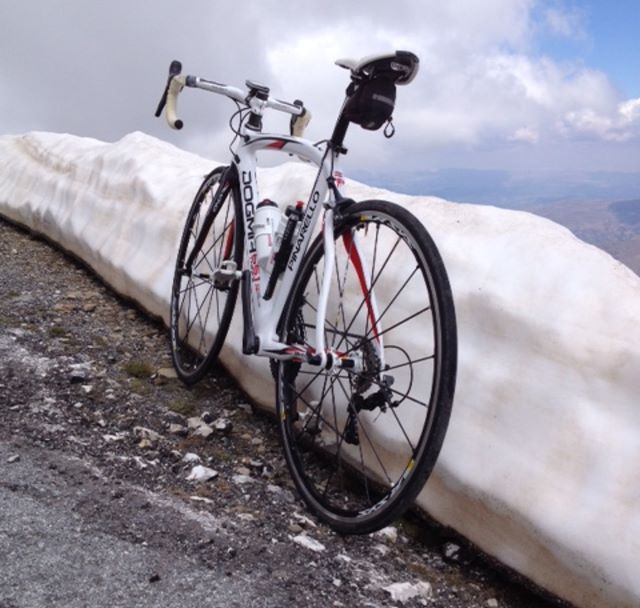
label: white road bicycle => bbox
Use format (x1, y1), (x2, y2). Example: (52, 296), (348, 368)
(155, 51), (457, 534)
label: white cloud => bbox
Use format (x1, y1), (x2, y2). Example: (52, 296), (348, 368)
(561, 97), (640, 142)
(510, 127), (539, 144)
(543, 6), (586, 39)
(0, 0), (637, 173)
(261, 0), (639, 173)
(620, 98), (640, 124)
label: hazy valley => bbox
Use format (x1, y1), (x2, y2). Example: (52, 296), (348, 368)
(356, 168), (640, 277)
(532, 198), (640, 277)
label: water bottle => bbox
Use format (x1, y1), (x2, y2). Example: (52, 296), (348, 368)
(263, 201), (304, 300)
(253, 199), (281, 270)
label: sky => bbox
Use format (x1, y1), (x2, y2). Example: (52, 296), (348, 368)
(1, 0), (638, 192)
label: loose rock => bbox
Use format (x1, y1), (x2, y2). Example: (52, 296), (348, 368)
(443, 542), (462, 563)
(373, 525), (398, 543)
(182, 452), (201, 463)
(168, 423), (188, 436)
(193, 424), (214, 440)
(291, 534), (326, 553)
(186, 465), (219, 482)
(133, 426), (163, 443)
(214, 418), (232, 434)
(383, 581), (432, 604)
(156, 367), (178, 380)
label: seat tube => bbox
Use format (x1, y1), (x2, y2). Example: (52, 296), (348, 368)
(314, 207), (335, 367)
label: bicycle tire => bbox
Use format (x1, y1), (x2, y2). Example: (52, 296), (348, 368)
(170, 166), (243, 384)
(276, 200), (457, 534)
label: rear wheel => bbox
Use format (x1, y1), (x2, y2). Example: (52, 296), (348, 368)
(170, 166), (242, 384)
(276, 200), (457, 534)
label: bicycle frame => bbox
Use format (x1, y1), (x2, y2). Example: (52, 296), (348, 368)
(232, 130), (341, 368)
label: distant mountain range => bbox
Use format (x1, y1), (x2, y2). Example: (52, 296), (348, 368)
(532, 198), (640, 277)
(353, 168), (640, 276)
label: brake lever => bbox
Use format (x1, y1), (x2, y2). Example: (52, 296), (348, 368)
(154, 60), (182, 118)
(289, 99), (311, 137)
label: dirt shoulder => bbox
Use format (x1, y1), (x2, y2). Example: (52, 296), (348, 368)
(0, 217), (571, 608)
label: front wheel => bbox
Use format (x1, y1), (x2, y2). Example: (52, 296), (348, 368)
(170, 166), (243, 384)
(276, 200), (457, 534)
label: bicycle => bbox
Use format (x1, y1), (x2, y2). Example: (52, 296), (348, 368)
(154, 51), (457, 534)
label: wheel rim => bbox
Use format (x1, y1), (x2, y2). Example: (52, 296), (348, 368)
(171, 174), (238, 378)
(279, 208), (445, 525)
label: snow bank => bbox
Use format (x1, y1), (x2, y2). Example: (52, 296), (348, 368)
(1, 131), (639, 608)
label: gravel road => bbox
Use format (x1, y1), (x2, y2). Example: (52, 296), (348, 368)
(0, 217), (572, 608)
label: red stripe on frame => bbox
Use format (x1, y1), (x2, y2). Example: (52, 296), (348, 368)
(342, 231), (380, 343)
(267, 140), (287, 150)
(223, 220), (235, 260)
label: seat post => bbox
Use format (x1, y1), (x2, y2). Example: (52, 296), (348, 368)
(330, 117), (349, 154)
(330, 98), (351, 154)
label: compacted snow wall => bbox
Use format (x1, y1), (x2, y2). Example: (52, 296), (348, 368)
(1, 131), (639, 608)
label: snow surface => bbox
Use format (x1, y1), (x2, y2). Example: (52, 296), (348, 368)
(1, 131), (639, 608)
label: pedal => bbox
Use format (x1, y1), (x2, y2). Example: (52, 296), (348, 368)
(212, 261), (241, 288)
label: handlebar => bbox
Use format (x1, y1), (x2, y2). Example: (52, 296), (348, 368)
(154, 60), (311, 136)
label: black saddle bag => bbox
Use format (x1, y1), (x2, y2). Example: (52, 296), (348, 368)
(342, 77), (396, 131)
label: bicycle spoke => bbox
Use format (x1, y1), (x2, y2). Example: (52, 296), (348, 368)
(184, 282), (214, 348)
(333, 232), (403, 355)
(385, 354), (435, 372)
(344, 305), (432, 356)
(387, 399), (419, 454)
(179, 277), (211, 294)
(300, 302), (359, 354)
(334, 375), (395, 487)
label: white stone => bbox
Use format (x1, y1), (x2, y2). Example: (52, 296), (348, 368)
(292, 512), (318, 528)
(156, 367), (178, 379)
(187, 416), (203, 430)
(182, 452), (201, 463)
(168, 423), (188, 436)
(214, 418), (232, 433)
(133, 426), (163, 442)
(383, 582), (432, 603)
(291, 533), (326, 553)
(189, 495), (214, 505)
(237, 513), (256, 522)
(444, 542), (461, 561)
(193, 424), (214, 439)
(186, 465), (218, 482)
(373, 543), (390, 556)
(102, 432), (127, 443)
(373, 525), (398, 543)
